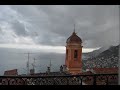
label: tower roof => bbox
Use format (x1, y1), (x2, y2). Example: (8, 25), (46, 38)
(66, 31), (82, 44)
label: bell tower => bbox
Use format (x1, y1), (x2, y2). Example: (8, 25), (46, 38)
(65, 25), (82, 74)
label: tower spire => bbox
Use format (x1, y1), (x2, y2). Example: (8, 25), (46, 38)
(74, 24), (75, 33)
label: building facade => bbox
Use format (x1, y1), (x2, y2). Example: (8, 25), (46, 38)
(65, 29), (83, 74)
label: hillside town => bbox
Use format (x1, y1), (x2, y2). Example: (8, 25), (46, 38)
(83, 45), (119, 70)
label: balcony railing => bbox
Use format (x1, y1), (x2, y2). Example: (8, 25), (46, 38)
(0, 74), (118, 85)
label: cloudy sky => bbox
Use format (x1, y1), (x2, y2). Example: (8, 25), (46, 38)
(0, 5), (119, 75)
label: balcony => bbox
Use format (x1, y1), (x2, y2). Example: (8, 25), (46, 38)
(0, 74), (118, 85)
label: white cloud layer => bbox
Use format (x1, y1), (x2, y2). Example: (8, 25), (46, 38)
(0, 44), (99, 53)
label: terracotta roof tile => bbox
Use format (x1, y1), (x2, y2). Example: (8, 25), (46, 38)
(4, 69), (18, 76)
(92, 67), (118, 74)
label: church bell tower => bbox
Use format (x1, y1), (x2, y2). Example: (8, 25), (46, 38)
(65, 25), (83, 74)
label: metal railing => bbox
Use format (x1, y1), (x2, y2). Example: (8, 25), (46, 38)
(0, 74), (118, 85)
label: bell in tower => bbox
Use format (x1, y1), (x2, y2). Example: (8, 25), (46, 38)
(65, 25), (83, 75)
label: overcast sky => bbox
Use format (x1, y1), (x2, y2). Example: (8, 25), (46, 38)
(0, 5), (119, 75)
(0, 5), (119, 53)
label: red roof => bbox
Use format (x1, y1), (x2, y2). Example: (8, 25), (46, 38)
(66, 32), (82, 44)
(4, 69), (18, 76)
(78, 71), (94, 75)
(92, 67), (118, 74)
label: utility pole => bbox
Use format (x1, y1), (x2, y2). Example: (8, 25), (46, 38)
(31, 58), (42, 73)
(22, 68), (27, 75)
(23, 52), (35, 75)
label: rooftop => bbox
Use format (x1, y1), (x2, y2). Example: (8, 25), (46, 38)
(66, 31), (82, 44)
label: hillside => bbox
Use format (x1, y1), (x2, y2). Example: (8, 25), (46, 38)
(82, 46), (110, 60)
(82, 45), (119, 70)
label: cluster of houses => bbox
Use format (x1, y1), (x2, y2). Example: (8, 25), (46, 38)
(83, 55), (118, 69)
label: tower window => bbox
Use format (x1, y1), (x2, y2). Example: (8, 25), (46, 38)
(74, 50), (78, 59)
(66, 49), (68, 60)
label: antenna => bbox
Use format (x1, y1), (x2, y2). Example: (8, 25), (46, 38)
(23, 68), (27, 74)
(74, 24), (75, 33)
(49, 59), (52, 72)
(32, 58), (36, 70)
(15, 52), (38, 75)
(50, 59), (51, 68)
(22, 52), (35, 75)
(32, 58), (41, 73)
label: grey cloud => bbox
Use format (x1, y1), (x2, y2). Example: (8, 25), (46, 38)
(36, 5), (119, 48)
(0, 27), (3, 33)
(1, 5), (119, 48)
(33, 33), (66, 46)
(11, 20), (29, 37)
(83, 28), (119, 48)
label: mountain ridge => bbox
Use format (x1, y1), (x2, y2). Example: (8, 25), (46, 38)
(82, 44), (119, 70)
